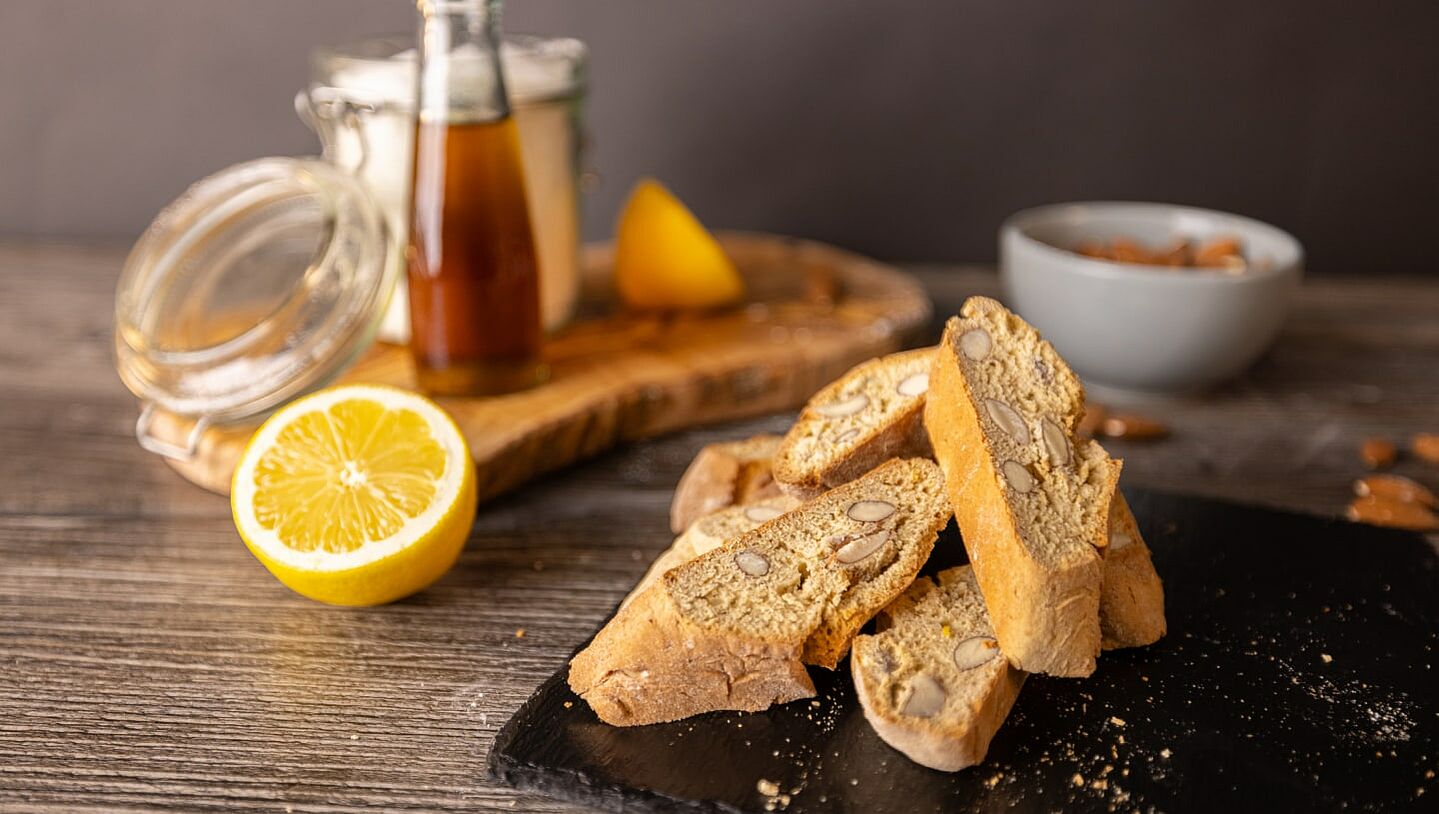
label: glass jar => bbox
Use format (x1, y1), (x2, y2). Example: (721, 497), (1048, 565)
(115, 154), (396, 459)
(302, 33), (587, 340)
(115, 30), (587, 461)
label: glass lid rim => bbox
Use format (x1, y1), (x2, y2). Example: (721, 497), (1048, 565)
(118, 156), (354, 361)
(115, 155), (393, 423)
(311, 32), (588, 107)
(315, 31), (588, 63)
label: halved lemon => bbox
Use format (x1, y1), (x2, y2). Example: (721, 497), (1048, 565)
(231, 384), (476, 606)
(614, 178), (744, 310)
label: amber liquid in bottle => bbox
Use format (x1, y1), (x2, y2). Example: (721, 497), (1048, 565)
(406, 115), (547, 395)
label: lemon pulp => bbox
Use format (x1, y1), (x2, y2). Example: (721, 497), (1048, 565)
(251, 398), (446, 553)
(231, 385), (476, 606)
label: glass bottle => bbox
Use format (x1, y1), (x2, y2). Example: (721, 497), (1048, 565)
(407, 0), (548, 395)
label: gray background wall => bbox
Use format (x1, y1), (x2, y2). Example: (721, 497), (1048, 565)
(2, 1), (1436, 273)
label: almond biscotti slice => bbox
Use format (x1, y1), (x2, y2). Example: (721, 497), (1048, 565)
(852, 566), (1026, 771)
(675, 494), (802, 559)
(624, 494), (802, 609)
(773, 349), (934, 498)
(852, 510), (1163, 771)
(670, 435), (785, 533)
(569, 458), (951, 726)
(1100, 492), (1167, 649)
(570, 583), (817, 726)
(925, 297), (1121, 677)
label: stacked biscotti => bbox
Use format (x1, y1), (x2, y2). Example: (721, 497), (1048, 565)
(670, 435), (785, 533)
(925, 297), (1120, 677)
(771, 348), (934, 498)
(568, 296), (1165, 771)
(851, 565), (1025, 771)
(570, 459), (951, 726)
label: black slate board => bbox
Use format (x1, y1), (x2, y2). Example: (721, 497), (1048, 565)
(490, 490), (1439, 813)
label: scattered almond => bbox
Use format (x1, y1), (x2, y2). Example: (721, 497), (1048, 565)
(1100, 413), (1170, 441)
(744, 504), (786, 523)
(815, 393), (869, 418)
(1077, 403), (1108, 438)
(959, 328), (992, 361)
(1076, 234), (1248, 273)
(1346, 495), (1439, 532)
(846, 499), (896, 522)
(1354, 474), (1436, 508)
(735, 550), (771, 577)
(1107, 237), (1147, 264)
(1359, 438), (1398, 469)
(1156, 239), (1193, 267)
(1193, 236), (1240, 263)
(984, 398), (1030, 444)
(899, 673), (946, 718)
(1001, 460), (1036, 494)
(1411, 433), (1439, 465)
(1194, 237), (1246, 273)
(832, 528), (892, 564)
(895, 372), (929, 397)
(953, 636), (1000, 670)
(1040, 417), (1070, 467)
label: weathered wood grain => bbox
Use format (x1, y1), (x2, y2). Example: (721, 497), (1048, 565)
(1, 243), (1436, 812)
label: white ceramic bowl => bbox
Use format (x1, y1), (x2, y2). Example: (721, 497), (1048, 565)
(1000, 202), (1303, 395)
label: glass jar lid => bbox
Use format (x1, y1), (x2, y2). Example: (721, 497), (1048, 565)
(115, 156), (395, 458)
(311, 33), (587, 112)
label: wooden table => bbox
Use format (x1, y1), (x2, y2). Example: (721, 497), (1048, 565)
(2, 244), (1435, 812)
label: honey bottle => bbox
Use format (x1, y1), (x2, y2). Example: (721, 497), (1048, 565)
(406, 0), (547, 395)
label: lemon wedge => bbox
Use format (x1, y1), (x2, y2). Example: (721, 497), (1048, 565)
(231, 385), (476, 606)
(614, 178), (744, 310)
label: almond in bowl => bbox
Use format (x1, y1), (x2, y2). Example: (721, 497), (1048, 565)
(1074, 234), (1257, 274)
(1000, 201), (1303, 395)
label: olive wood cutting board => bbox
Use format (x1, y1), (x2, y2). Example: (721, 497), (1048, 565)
(491, 489), (1439, 813)
(158, 232), (931, 499)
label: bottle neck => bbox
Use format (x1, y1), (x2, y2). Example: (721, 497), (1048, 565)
(415, 0), (510, 124)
